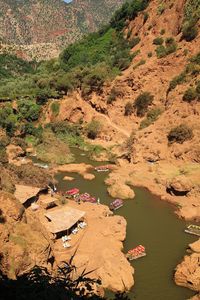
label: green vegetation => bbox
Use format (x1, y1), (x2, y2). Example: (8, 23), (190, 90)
(182, 0), (200, 41)
(133, 59), (146, 70)
(183, 88), (197, 102)
(86, 120), (102, 139)
(168, 52), (200, 91)
(36, 130), (74, 164)
(125, 101), (134, 116)
(153, 37), (164, 45)
(160, 29), (165, 35)
(157, 3), (165, 15)
(0, 54), (35, 80)
(17, 100), (41, 122)
(110, 0), (149, 31)
(155, 37), (177, 58)
(50, 102), (60, 116)
(129, 36), (141, 48)
(140, 107), (162, 129)
(107, 87), (122, 104)
(134, 92), (154, 117)
(167, 124), (193, 144)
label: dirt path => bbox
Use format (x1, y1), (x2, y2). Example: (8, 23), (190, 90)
(96, 113), (130, 138)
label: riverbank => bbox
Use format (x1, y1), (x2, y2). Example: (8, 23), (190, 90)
(105, 159), (200, 221)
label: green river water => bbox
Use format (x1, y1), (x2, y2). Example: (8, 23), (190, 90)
(53, 148), (197, 300)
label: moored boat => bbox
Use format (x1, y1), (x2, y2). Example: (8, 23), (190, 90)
(110, 199), (123, 211)
(185, 224), (200, 236)
(79, 193), (97, 203)
(66, 188), (80, 198)
(94, 165), (110, 172)
(126, 245), (146, 260)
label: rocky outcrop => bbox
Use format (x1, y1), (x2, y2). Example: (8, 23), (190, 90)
(107, 183), (135, 199)
(0, 191), (51, 279)
(54, 201), (134, 292)
(56, 163), (95, 180)
(167, 175), (193, 195)
(175, 240), (200, 292)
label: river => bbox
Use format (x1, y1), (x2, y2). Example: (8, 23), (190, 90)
(53, 148), (197, 299)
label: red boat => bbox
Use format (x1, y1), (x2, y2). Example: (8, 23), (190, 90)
(126, 245), (146, 260)
(79, 193), (97, 203)
(110, 199), (123, 211)
(94, 165), (110, 172)
(66, 188), (80, 198)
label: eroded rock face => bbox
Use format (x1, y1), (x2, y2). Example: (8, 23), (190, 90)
(0, 191), (50, 279)
(175, 252), (200, 292)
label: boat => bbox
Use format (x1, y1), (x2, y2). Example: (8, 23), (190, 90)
(94, 165), (110, 172)
(126, 245), (146, 260)
(33, 162), (49, 169)
(66, 188), (80, 198)
(110, 199), (123, 211)
(78, 193), (97, 203)
(185, 224), (200, 236)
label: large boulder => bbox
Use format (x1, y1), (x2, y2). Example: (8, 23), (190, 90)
(168, 175), (193, 193)
(107, 183), (135, 200)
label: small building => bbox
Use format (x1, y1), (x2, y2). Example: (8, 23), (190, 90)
(14, 184), (42, 208)
(44, 206), (86, 238)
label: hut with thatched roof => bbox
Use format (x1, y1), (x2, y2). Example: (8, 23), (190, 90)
(44, 206), (86, 238)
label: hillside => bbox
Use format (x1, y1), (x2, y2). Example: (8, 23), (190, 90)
(0, 0), (126, 61)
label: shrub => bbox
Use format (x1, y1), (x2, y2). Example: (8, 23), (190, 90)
(17, 100), (40, 122)
(196, 81), (200, 95)
(133, 59), (146, 70)
(168, 72), (186, 91)
(182, 88), (197, 102)
(167, 124), (193, 144)
(134, 92), (154, 117)
(129, 36), (141, 48)
(140, 107), (162, 129)
(143, 11), (149, 23)
(160, 29), (165, 35)
(124, 101), (134, 116)
(86, 120), (102, 139)
(148, 52), (153, 58)
(153, 37), (164, 45)
(107, 87), (122, 104)
(157, 3), (165, 15)
(0, 147), (8, 163)
(182, 21), (198, 42)
(0, 136), (10, 147)
(51, 102), (60, 116)
(156, 45), (167, 58)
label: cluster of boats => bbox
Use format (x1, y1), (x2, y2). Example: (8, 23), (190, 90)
(185, 224), (200, 236)
(126, 245), (146, 260)
(65, 188), (97, 203)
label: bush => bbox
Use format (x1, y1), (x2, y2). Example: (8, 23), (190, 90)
(124, 102), (134, 116)
(18, 100), (40, 121)
(167, 124), (193, 144)
(148, 52), (153, 58)
(153, 37), (164, 45)
(86, 120), (102, 139)
(134, 92), (154, 117)
(155, 37), (177, 58)
(140, 107), (162, 129)
(11, 137), (27, 151)
(160, 29), (165, 35)
(182, 88), (197, 102)
(129, 36), (141, 48)
(182, 21), (198, 42)
(51, 102), (60, 116)
(0, 147), (8, 163)
(157, 3), (165, 15)
(107, 87), (122, 104)
(168, 72), (186, 91)
(0, 136), (10, 147)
